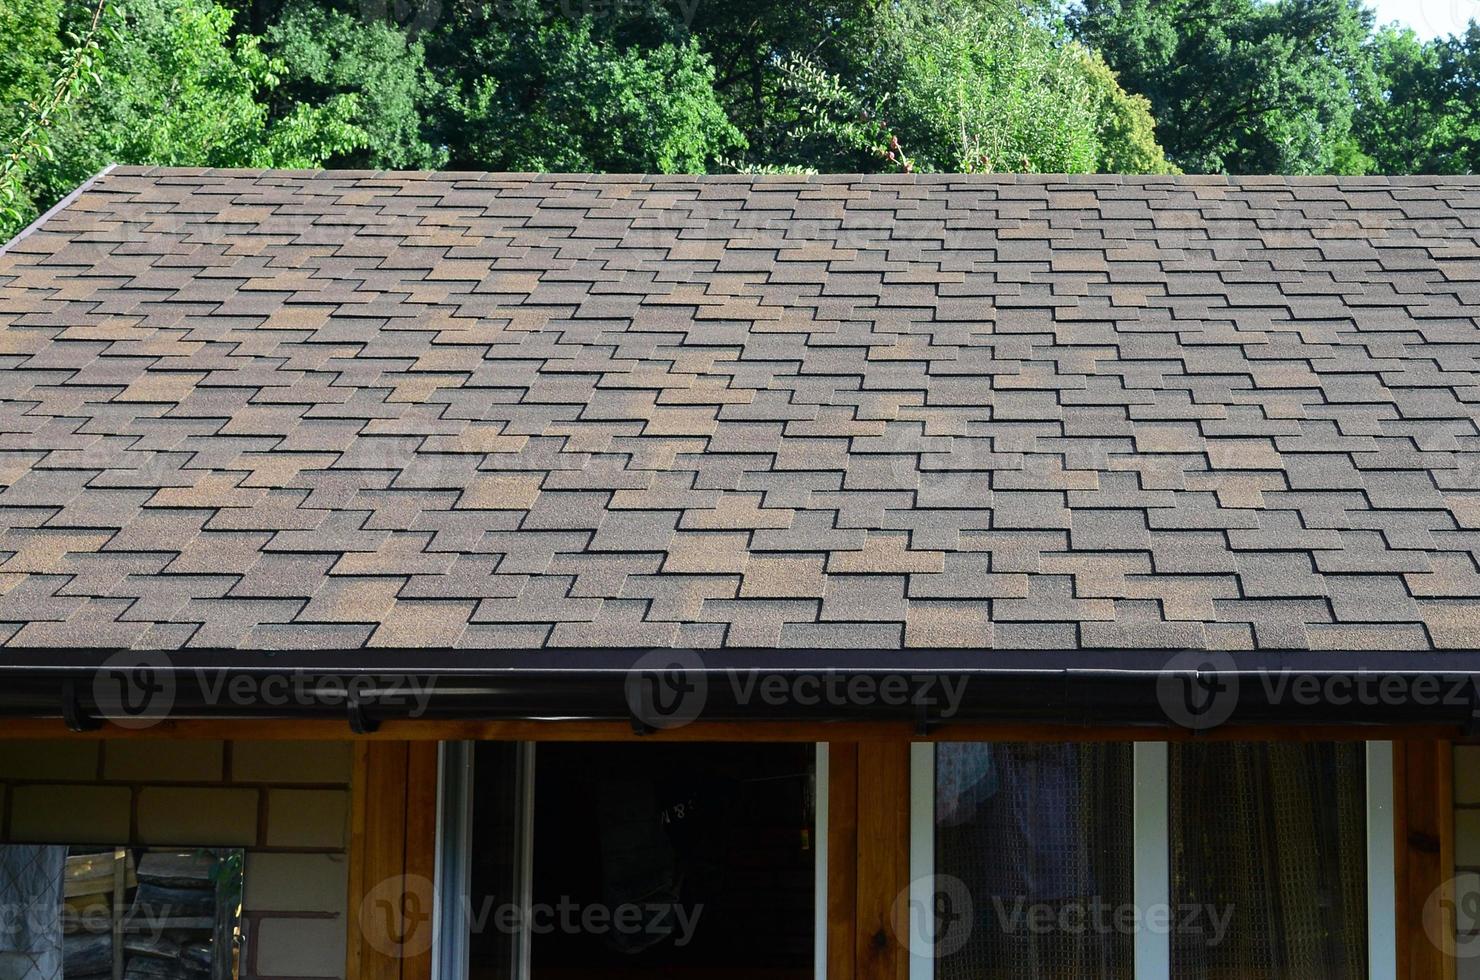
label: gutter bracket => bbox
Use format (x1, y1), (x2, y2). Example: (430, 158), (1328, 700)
(629, 712), (656, 736)
(60, 678), (101, 733)
(347, 693), (379, 735)
(915, 701), (935, 738)
(1466, 685), (1480, 739)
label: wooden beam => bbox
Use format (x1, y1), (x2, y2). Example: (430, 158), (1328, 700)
(402, 742), (440, 980)
(855, 741), (911, 980)
(0, 716), (1458, 743)
(827, 743), (859, 980)
(1395, 739), (1455, 980)
(347, 742), (440, 980)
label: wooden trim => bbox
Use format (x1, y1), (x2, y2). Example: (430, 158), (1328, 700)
(347, 742), (440, 980)
(827, 743), (859, 980)
(348, 743), (404, 980)
(855, 741), (910, 980)
(1395, 739), (1455, 980)
(402, 742), (439, 980)
(826, 740), (913, 980)
(0, 717), (1458, 743)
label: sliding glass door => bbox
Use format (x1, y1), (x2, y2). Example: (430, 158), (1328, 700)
(435, 738), (1395, 980)
(443, 742), (823, 980)
(910, 741), (1395, 980)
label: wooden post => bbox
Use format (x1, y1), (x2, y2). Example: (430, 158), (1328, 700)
(855, 741), (912, 980)
(826, 741), (914, 980)
(1395, 739), (1455, 980)
(828, 743), (859, 980)
(402, 743), (440, 980)
(347, 742), (439, 980)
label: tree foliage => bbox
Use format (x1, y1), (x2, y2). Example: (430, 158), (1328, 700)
(439, 11), (743, 174)
(0, 0), (109, 237)
(1, 0), (66, 138)
(1072, 0), (1378, 174)
(770, 0), (1173, 174)
(6, 0), (1480, 244)
(1357, 23), (1480, 175)
(265, 3), (446, 170)
(11, 0), (362, 227)
(1075, 45), (1173, 174)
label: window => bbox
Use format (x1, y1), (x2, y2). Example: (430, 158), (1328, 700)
(435, 739), (1394, 980)
(1169, 743), (1368, 979)
(932, 743), (1134, 979)
(440, 742), (823, 980)
(911, 742), (1395, 980)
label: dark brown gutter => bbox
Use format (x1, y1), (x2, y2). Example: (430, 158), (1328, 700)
(1, 649), (1478, 733)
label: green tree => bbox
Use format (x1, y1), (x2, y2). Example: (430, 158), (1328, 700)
(685, 0), (878, 164)
(265, 3), (446, 170)
(0, 0), (110, 238)
(775, 0), (1174, 174)
(1072, 0), (1378, 174)
(436, 11), (743, 173)
(1, 0), (65, 136)
(1432, 23), (1480, 170)
(9, 0), (365, 235)
(1075, 45), (1174, 174)
(1358, 22), (1480, 174)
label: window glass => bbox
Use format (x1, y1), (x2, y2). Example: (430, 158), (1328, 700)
(0, 845), (244, 980)
(934, 743), (1134, 979)
(470, 742), (816, 980)
(1169, 742), (1367, 979)
(469, 742), (521, 980)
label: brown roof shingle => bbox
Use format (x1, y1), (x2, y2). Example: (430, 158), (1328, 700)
(2, 166), (1479, 650)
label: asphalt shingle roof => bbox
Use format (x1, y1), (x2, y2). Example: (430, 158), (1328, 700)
(1, 166), (1479, 650)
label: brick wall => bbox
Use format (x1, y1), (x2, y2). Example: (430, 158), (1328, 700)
(0, 739), (353, 980)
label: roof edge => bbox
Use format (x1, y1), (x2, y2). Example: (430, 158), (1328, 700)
(0, 162), (115, 257)
(5, 653), (1480, 730)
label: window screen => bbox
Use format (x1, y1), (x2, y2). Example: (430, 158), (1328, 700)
(1169, 742), (1367, 980)
(934, 742), (1134, 980)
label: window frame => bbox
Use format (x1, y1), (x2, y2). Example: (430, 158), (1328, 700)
(432, 741), (832, 980)
(906, 740), (1397, 980)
